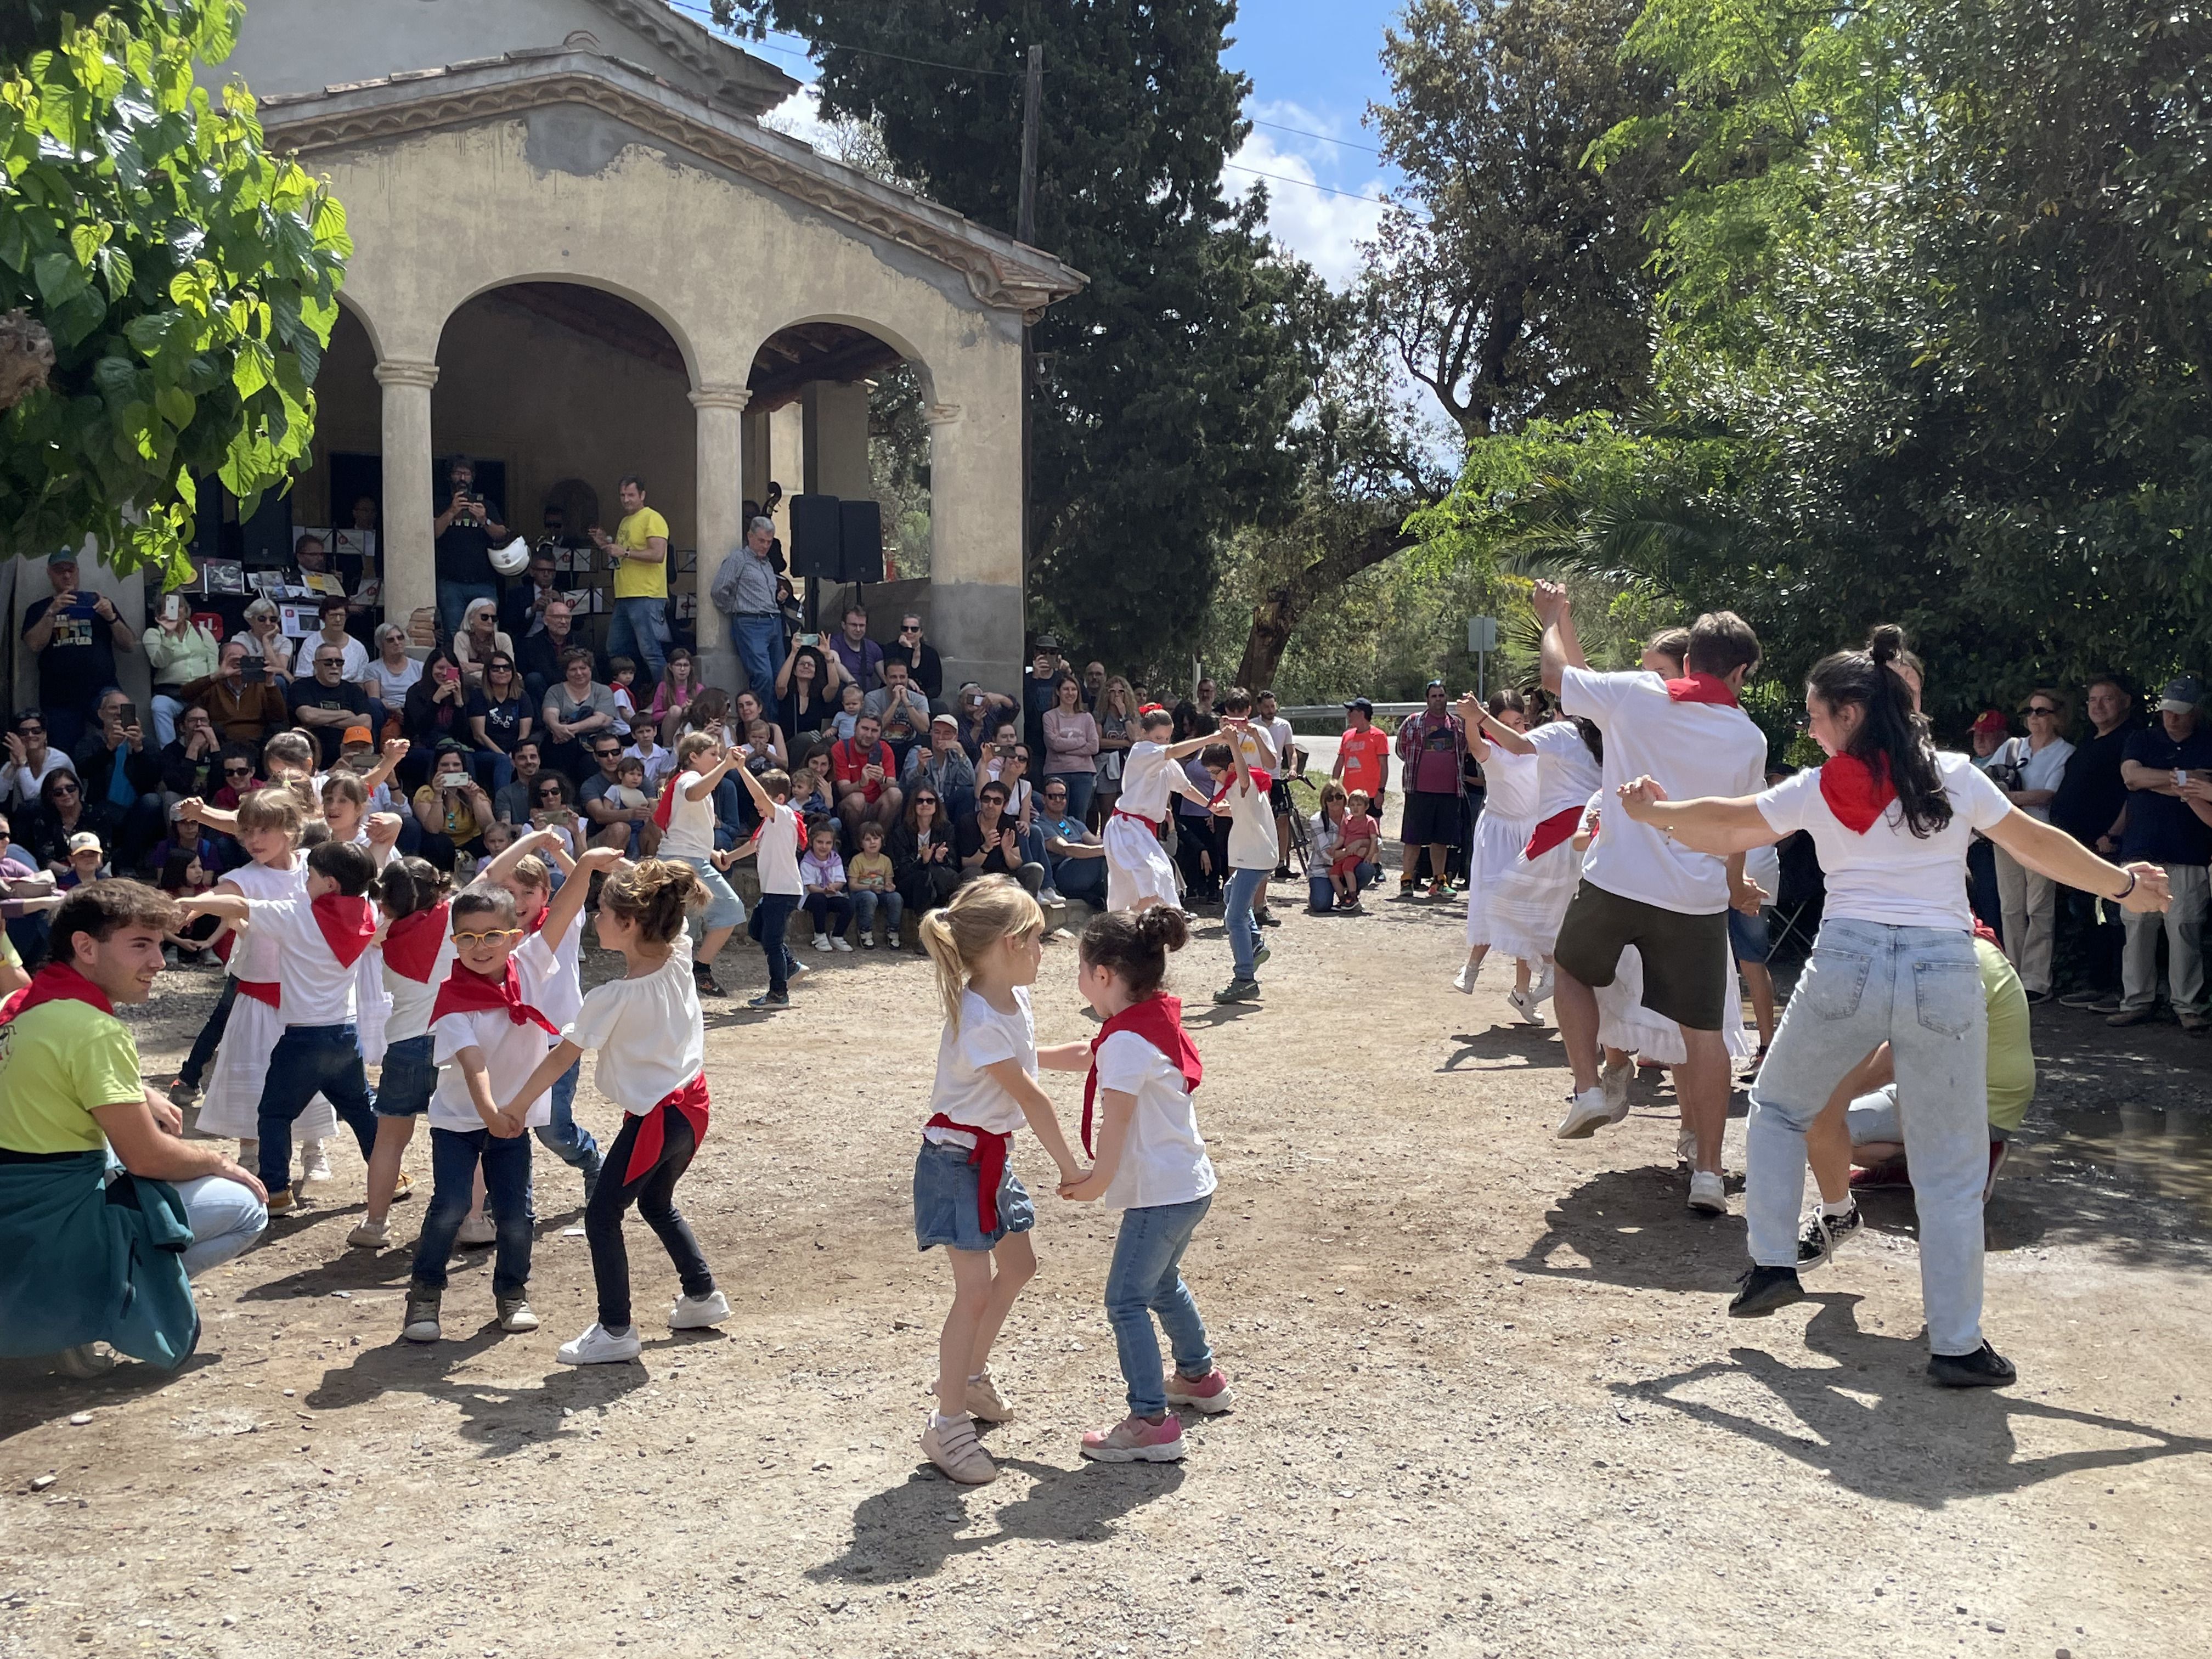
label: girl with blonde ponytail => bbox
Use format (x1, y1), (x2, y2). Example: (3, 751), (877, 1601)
(912, 876), (1091, 1486)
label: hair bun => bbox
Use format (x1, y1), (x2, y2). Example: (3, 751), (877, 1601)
(1867, 623), (1906, 664)
(1138, 905), (1190, 953)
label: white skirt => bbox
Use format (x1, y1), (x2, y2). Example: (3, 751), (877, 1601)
(194, 991), (340, 1142)
(1594, 945), (1756, 1067)
(1463, 810), (1536, 950)
(1487, 833), (1582, 963)
(1104, 814), (1178, 912)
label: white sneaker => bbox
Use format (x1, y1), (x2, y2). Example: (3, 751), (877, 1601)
(1505, 988), (1544, 1026)
(1528, 963), (1556, 1006)
(1687, 1170), (1728, 1214)
(811, 933), (832, 951)
(859, 929), (875, 949)
(496, 1296), (540, 1333)
(668, 1289), (731, 1329)
(789, 956), (811, 975)
(1452, 958), (1481, 994)
(830, 936), (854, 953)
(1039, 887), (1065, 906)
(346, 1218), (390, 1250)
(1600, 1057), (1633, 1118)
(557, 1322), (642, 1365)
(300, 1140), (332, 1182)
(1555, 1086), (1615, 1139)
(456, 1214), (495, 1246)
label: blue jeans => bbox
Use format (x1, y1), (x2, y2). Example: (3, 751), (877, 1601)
(726, 611), (783, 702)
(1746, 919), (1989, 1356)
(749, 891), (800, 996)
(411, 1125), (535, 1300)
(438, 579), (497, 641)
(1052, 851), (1108, 905)
(533, 1059), (601, 1182)
(173, 1174), (268, 1277)
(851, 887), (903, 939)
(1224, 865), (1267, 980)
(255, 1024), (377, 1194)
(606, 596), (669, 684)
(1104, 1193), (1215, 1417)
(669, 854), (745, 931)
(1050, 772), (1096, 823)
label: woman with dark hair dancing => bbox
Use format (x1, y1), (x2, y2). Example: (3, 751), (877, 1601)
(1616, 625), (2170, 1387)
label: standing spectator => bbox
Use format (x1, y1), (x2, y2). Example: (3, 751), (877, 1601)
(590, 475), (670, 687)
(1965, 709), (2011, 939)
(776, 640), (841, 743)
(2054, 674), (2140, 1009)
(709, 516), (787, 699)
(288, 640), (373, 768)
(1393, 680), (1468, 898)
(1255, 689), (1298, 878)
(235, 599), (295, 688)
(539, 647), (621, 781)
(1093, 676), (1137, 826)
(826, 604), (884, 693)
(1042, 674), (1102, 825)
(74, 690), (165, 871)
(1990, 690), (2076, 1002)
(359, 622), (424, 714)
(885, 612), (944, 704)
(450, 597), (514, 692)
(956, 779), (1045, 894)
(865, 657), (934, 763)
(4, 713), (72, 814)
(1023, 639), (1065, 754)
(433, 455), (507, 639)
(1037, 778), (1108, 908)
(290, 594), (369, 682)
(2111, 676), (2212, 1030)
(466, 654), (532, 795)
(335, 492), (380, 584)
(1172, 676), (1218, 743)
(832, 714), (905, 845)
(179, 640), (286, 749)
(503, 550), (566, 642)
(1330, 697), (1391, 820)
(519, 599), (591, 704)
(889, 787), (960, 931)
(142, 593), (221, 748)
(20, 550), (137, 757)
(1082, 660), (1108, 713)
(904, 713), (978, 822)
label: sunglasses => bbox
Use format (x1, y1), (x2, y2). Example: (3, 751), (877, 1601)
(913, 795), (938, 805)
(50, 782), (79, 795)
(17, 725), (43, 736)
(900, 625), (921, 634)
(452, 928), (523, 946)
(2027, 705), (2058, 716)
(1045, 789), (1068, 799)
(223, 764), (253, 776)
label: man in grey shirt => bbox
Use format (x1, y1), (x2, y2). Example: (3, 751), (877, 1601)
(710, 516), (785, 699)
(862, 657), (932, 763)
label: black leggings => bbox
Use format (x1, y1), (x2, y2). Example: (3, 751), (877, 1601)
(588, 1103), (715, 1330)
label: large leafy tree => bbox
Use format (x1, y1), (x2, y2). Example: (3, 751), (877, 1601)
(1, 0), (351, 579)
(713, 0), (1324, 666)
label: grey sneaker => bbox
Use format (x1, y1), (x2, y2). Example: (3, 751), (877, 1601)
(1212, 978), (1261, 1005)
(402, 1293), (442, 1344)
(495, 1295), (540, 1333)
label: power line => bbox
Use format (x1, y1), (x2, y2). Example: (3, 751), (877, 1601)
(1248, 116), (1381, 155)
(1223, 162), (1396, 207)
(665, 1), (1025, 76)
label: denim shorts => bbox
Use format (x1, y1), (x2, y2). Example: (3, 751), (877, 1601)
(1728, 905), (1774, 966)
(672, 854), (746, 930)
(373, 1034), (436, 1118)
(913, 1136), (1033, 1252)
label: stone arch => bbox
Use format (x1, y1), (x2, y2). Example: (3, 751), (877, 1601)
(332, 290), (384, 361)
(448, 270), (705, 391)
(743, 312), (938, 407)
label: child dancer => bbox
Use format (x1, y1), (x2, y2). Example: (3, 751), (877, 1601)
(349, 856), (445, 1249)
(1452, 691), (1541, 1009)
(652, 731), (747, 995)
(501, 860), (731, 1366)
(1104, 707), (1217, 913)
(1484, 709), (1606, 1020)
(321, 771), (400, 1072)
(401, 881), (558, 1341)
(732, 758), (804, 1010)
(1060, 906), (1232, 1463)
(913, 876), (1088, 1485)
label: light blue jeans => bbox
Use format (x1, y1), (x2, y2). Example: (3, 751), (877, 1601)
(438, 578), (496, 641)
(606, 596), (669, 684)
(1104, 1193), (1215, 1417)
(173, 1175), (268, 1277)
(1224, 865), (1267, 981)
(533, 1058), (601, 1183)
(1746, 918), (1989, 1356)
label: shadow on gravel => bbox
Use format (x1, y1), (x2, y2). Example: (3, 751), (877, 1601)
(0, 1350), (223, 1442)
(810, 1455), (1186, 1585)
(300, 1328), (651, 1455)
(1441, 1026), (1564, 1072)
(1619, 1295), (2212, 1506)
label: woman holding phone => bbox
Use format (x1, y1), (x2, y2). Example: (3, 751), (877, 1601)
(776, 640), (839, 742)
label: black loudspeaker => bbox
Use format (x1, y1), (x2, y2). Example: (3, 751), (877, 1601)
(788, 494), (844, 579)
(838, 498), (883, 584)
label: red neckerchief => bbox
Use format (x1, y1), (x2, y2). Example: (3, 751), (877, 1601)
(624, 1074), (712, 1184)
(311, 893), (377, 968)
(1523, 804), (1585, 861)
(1819, 752), (1897, 835)
(382, 902), (449, 983)
(1081, 994), (1203, 1156)
(652, 773), (680, 831)
(924, 1110), (1012, 1232)
(1664, 673), (1741, 707)
(1208, 768), (1274, 808)
(0, 962), (115, 1026)
(428, 961), (559, 1036)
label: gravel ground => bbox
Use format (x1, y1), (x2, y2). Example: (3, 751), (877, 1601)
(4, 879), (2210, 1658)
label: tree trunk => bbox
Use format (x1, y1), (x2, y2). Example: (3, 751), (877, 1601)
(0, 311), (55, 411)
(1233, 520), (1419, 692)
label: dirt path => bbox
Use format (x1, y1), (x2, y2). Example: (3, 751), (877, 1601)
(5, 885), (2210, 1658)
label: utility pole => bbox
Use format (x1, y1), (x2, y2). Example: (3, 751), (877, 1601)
(1017, 44), (1042, 629)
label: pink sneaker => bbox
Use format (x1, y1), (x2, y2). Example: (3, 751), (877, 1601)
(1165, 1369), (1235, 1414)
(1079, 1414), (1187, 1463)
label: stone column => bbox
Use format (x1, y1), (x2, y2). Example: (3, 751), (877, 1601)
(924, 398), (1024, 697)
(373, 357), (439, 634)
(689, 383), (749, 693)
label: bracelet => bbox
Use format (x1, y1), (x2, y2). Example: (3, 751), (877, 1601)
(2111, 868), (2137, 901)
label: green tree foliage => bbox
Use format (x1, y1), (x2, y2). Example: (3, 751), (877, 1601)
(0, 0), (351, 579)
(714, 0), (1327, 667)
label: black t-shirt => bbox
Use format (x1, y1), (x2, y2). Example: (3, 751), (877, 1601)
(435, 489), (501, 584)
(2049, 722), (2136, 845)
(2119, 724), (2212, 866)
(888, 639), (944, 702)
(956, 813), (1020, 874)
(287, 676), (370, 764)
(468, 690), (528, 753)
(22, 595), (119, 718)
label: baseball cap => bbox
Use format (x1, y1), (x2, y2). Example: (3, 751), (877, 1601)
(1426, 678), (1447, 691)
(1344, 696), (1374, 714)
(930, 711), (957, 729)
(1969, 709), (2008, 736)
(2158, 676), (2203, 714)
(341, 725), (374, 747)
(47, 548), (77, 566)
(67, 831), (101, 855)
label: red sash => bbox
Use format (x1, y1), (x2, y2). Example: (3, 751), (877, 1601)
(1819, 753), (1897, 835)
(1112, 808), (1161, 831)
(1663, 673), (1741, 707)
(623, 1074), (711, 1184)
(652, 774), (680, 831)
(312, 892), (377, 968)
(0, 962), (114, 1026)
(239, 980), (281, 1010)
(382, 902), (449, 983)
(1522, 804), (1584, 862)
(429, 961), (559, 1036)
(924, 1111), (1013, 1232)
(1081, 994), (1203, 1156)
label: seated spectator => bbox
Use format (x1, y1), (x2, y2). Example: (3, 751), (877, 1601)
(1174, 747), (1226, 905)
(800, 819), (855, 951)
(235, 598), (295, 687)
(207, 744), (262, 811)
(1036, 777), (1107, 908)
(142, 592), (222, 748)
(884, 611), (943, 704)
(73, 689), (163, 871)
(608, 656), (643, 733)
(402, 648), (473, 781)
(831, 680), (866, 742)
(286, 532), (362, 614)
(20, 549), (137, 757)
(578, 732), (659, 856)
(520, 768), (585, 861)
(5, 712), (74, 813)
(0, 809), (60, 970)
(180, 639), (289, 749)
(787, 741), (837, 825)
(158, 706), (223, 810)
(465, 651), (532, 795)
(832, 714), (905, 845)
(847, 821), (902, 947)
(997, 740), (1053, 877)
(287, 636), (373, 768)
(449, 597), (512, 692)
(494, 738), (546, 824)
(290, 594), (369, 682)
(539, 646), (620, 782)
(408, 744), (494, 873)
(889, 787), (959, 931)
(156, 834), (227, 966)
(776, 640), (839, 743)
(956, 780), (1045, 895)
(0, 882), (267, 1380)
(732, 689), (788, 770)
(504, 548), (566, 642)
(903, 713), (978, 823)
(359, 622), (422, 714)
(624, 727), (675, 792)
(59, 831), (108, 890)
(862, 658), (932, 760)
(650, 646), (700, 744)
(604, 755), (653, 814)
(517, 599), (595, 704)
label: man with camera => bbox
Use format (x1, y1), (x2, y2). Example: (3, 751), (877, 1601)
(434, 456), (508, 639)
(21, 549), (138, 758)
(180, 640), (289, 748)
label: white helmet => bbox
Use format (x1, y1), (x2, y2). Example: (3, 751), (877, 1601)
(489, 535), (531, 576)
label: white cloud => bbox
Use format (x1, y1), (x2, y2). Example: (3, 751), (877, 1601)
(1226, 104), (1390, 289)
(760, 84), (837, 153)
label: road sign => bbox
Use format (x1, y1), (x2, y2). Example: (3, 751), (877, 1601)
(1466, 615), (1498, 653)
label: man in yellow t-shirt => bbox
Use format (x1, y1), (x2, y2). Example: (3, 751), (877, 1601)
(591, 472), (670, 687)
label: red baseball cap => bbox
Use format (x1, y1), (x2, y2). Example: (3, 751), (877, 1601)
(1970, 709), (2008, 736)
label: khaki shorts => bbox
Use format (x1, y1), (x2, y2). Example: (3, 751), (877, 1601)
(1553, 880), (1730, 1032)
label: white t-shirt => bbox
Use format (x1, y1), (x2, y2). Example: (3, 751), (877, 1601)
(1223, 769), (1277, 870)
(755, 800), (802, 895)
(429, 1003), (555, 1131)
(1479, 744), (1540, 821)
(359, 655), (421, 704)
(245, 894), (359, 1025)
(1528, 719), (1604, 820)
(1755, 751), (2013, 930)
(923, 987), (1036, 1146)
(1994, 735), (2075, 823)
(292, 632), (370, 682)
(1115, 741), (1181, 822)
(564, 932), (704, 1115)
(222, 856), (304, 981)
(658, 768), (719, 861)
(1261, 715), (1295, 777)
(1094, 1029), (1217, 1211)
(383, 926), (456, 1044)
(1559, 667), (1769, 913)
(515, 922), (584, 1032)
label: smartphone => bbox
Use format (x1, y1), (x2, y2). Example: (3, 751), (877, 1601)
(798, 633), (820, 647)
(436, 773), (466, 790)
(117, 701), (138, 730)
(240, 657), (267, 684)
